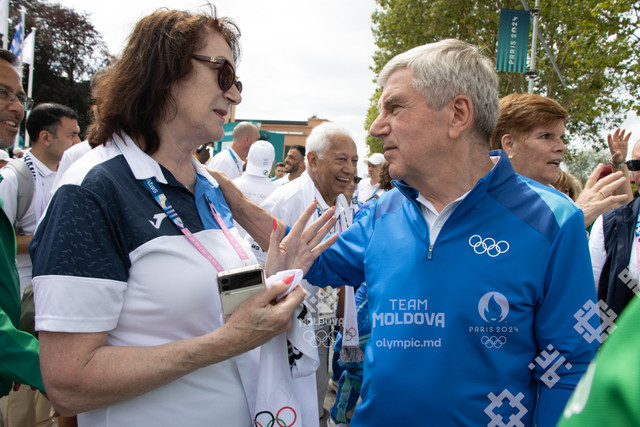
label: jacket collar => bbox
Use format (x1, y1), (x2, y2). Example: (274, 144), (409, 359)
(393, 149), (512, 206)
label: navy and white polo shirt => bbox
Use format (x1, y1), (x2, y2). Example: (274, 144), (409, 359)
(30, 133), (256, 427)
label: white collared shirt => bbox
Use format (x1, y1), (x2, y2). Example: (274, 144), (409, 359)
(208, 146), (244, 179)
(357, 178), (382, 204)
(416, 156), (500, 246)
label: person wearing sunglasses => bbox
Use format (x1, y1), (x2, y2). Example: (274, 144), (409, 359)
(590, 137), (640, 319)
(28, 8), (337, 427)
(625, 157), (640, 193)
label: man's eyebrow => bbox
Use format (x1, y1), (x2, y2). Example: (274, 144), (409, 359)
(0, 83), (23, 94)
(380, 93), (403, 109)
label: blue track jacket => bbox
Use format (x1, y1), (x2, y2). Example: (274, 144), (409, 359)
(306, 150), (599, 426)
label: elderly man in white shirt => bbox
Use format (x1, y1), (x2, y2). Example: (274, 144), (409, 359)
(249, 122), (358, 418)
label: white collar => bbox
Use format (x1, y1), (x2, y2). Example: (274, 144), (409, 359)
(110, 133), (219, 188)
(299, 171), (351, 227)
(24, 150), (55, 177)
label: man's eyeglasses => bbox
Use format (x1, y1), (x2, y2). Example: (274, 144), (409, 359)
(626, 160), (640, 171)
(0, 87), (33, 110)
(191, 54), (242, 93)
(353, 176), (362, 184)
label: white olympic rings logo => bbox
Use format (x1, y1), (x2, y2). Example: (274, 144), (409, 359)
(481, 336), (507, 348)
(303, 329), (335, 348)
(469, 235), (509, 257)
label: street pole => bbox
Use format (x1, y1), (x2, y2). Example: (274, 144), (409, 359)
(527, 0), (540, 93)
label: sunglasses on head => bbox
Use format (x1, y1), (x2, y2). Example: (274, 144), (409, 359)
(626, 160), (640, 171)
(191, 54), (243, 93)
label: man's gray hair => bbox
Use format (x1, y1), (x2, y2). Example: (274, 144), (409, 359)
(378, 39), (499, 142)
(306, 122), (353, 159)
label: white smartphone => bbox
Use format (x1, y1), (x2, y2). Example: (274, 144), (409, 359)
(217, 264), (265, 317)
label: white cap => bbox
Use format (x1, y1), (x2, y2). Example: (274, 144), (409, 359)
(0, 150), (9, 161)
(245, 140), (275, 177)
(365, 152), (385, 165)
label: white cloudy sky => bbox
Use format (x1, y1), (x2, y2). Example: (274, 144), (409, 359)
(56, 0), (379, 173)
(52, 0), (640, 161)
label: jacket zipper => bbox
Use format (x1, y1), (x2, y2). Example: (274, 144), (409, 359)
(396, 185), (434, 261)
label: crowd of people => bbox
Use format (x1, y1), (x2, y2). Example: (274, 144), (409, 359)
(1, 5), (640, 427)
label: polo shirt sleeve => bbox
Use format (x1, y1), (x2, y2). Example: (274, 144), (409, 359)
(29, 184), (129, 333)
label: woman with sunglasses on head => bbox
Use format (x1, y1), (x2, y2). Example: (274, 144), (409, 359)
(28, 7), (336, 427)
(491, 93), (632, 228)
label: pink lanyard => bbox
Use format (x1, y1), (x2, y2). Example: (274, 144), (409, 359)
(142, 178), (250, 273)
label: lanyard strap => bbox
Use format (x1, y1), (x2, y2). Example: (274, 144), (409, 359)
(204, 193), (251, 262)
(142, 177), (249, 272)
(315, 197), (349, 233)
(226, 147), (243, 175)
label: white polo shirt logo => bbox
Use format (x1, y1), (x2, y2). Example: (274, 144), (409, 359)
(149, 213), (167, 229)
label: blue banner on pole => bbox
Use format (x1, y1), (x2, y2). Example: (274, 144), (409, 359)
(496, 9), (530, 73)
(9, 13), (23, 57)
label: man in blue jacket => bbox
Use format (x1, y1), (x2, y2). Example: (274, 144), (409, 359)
(305, 39), (599, 426)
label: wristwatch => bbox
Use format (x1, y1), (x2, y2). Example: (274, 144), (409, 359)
(610, 158), (625, 168)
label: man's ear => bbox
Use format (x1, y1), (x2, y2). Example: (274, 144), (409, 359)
(307, 151), (318, 169)
(37, 129), (52, 147)
(448, 94), (473, 139)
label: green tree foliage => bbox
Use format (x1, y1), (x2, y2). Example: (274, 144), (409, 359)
(365, 0), (640, 155)
(9, 0), (111, 137)
(562, 148), (609, 184)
